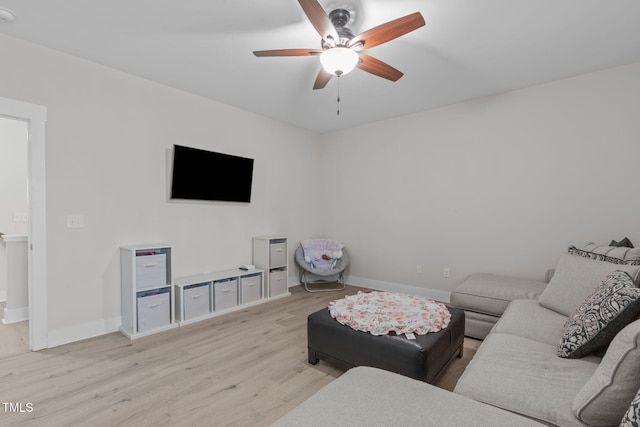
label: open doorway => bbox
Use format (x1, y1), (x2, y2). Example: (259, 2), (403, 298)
(0, 117), (29, 314)
(0, 97), (47, 351)
(0, 117), (30, 355)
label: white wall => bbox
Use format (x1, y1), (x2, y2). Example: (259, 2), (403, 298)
(0, 117), (29, 236)
(2, 29), (639, 346)
(319, 62), (640, 298)
(0, 34), (321, 346)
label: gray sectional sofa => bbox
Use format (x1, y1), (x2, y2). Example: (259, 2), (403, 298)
(450, 272), (549, 339)
(273, 244), (640, 426)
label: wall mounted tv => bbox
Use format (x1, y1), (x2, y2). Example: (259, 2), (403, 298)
(170, 144), (254, 203)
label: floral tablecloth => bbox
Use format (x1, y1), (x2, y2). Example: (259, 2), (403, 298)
(328, 291), (451, 336)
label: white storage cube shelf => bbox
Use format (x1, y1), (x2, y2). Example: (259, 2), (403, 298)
(122, 241), (290, 335)
(120, 244), (177, 339)
(174, 269), (268, 325)
(253, 236), (290, 299)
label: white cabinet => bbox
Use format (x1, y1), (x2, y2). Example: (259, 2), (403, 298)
(174, 269), (264, 325)
(122, 239), (288, 334)
(120, 244), (177, 339)
(253, 236), (290, 298)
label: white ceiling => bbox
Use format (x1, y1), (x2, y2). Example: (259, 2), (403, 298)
(1, 0), (639, 133)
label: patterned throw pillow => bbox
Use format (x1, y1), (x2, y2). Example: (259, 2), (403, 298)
(558, 270), (640, 358)
(568, 246), (640, 266)
(620, 387), (640, 427)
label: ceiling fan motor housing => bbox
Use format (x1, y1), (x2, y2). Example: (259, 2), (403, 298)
(323, 9), (355, 48)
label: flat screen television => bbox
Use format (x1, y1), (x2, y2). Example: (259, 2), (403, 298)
(170, 144), (254, 203)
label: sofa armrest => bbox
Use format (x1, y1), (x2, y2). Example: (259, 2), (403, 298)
(272, 367), (544, 427)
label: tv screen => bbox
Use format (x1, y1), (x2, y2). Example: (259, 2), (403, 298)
(170, 144), (254, 203)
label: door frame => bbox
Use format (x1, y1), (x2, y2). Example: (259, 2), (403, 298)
(0, 96), (47, 350)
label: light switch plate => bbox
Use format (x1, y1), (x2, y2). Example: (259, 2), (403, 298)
(13, 212), (28, 222)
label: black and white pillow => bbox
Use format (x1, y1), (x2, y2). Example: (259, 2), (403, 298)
(611, 237), (635, 248)
(568, 246), (640, 266)
(558, 270), (640, 358)
(620, 387), (640, 427)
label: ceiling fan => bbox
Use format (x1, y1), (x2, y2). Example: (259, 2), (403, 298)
(253, 0), (425, 90)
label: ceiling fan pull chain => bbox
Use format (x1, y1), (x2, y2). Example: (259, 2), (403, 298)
(337, 75), (341, 116)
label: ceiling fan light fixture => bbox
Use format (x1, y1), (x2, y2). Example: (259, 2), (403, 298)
(320, 47), (359, 76)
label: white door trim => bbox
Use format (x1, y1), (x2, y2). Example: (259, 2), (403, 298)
(0, 96), (47, 351)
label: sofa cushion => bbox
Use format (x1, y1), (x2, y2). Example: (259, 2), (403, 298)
(539, 253), (640, 317)
(583, 243), (640, 260)
(454, 333), (599, 427)
(570, 245), (640, 265)
(573, 319), (640, 426)
(464, 310), (500, 340)
(450, 273), (547, 317)
(273, 366), (545, 427)
(558, 271), (640, 359)
(619, 386), (640, 427)
(492, 299), (570, 346)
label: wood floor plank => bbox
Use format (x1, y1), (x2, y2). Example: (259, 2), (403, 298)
(0, 285), (477, 426)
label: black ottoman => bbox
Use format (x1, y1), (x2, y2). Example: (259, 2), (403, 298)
(307, 306), (465, 383)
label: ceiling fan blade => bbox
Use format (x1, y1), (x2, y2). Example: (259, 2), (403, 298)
(253, 49), (323, 57)
(298, 0), (340, 43)
(357, 54), (403, 82)
(313, 68), (333, 90)
(348, 12), (425, 50)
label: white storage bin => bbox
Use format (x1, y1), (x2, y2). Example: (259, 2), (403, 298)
(214, 278), (238, 311)
(240, 274), (262, 304)
(270, 241), (287, 268)
(137, 289), (170, 332)
(135, 253), (167, 289)
(269, 269), (287, 297)
(183, 283), (211, 320)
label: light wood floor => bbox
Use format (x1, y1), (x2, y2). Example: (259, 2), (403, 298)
(0, 286), (481, 426)
(0, 302), (30, 358)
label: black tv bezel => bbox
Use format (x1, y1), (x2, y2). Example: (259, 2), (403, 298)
(170, 144), (254, 203)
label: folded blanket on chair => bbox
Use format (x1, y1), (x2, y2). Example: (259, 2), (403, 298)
(301, 239), (344, 270)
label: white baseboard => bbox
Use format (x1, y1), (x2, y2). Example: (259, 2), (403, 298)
(3, 306), (28, 324)
(45, 278), (448, 348)
(47, 316), (121, 348)
(346, 275), (451, 303)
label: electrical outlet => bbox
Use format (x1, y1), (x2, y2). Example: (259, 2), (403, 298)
(67, 214), (85, 228)
(443, 267), (450, 278)
(416, 265), (423, 274)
